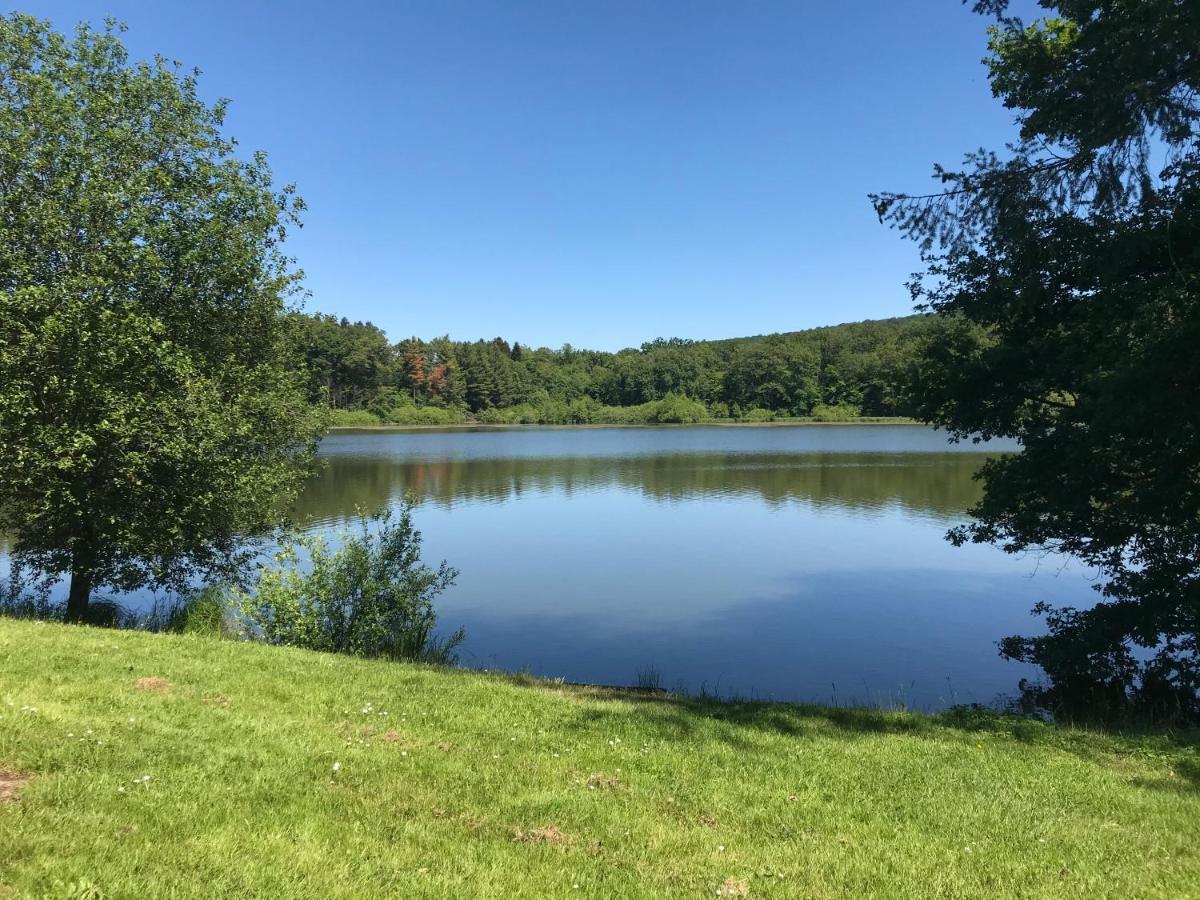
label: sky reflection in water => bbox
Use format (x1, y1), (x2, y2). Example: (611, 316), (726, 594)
(299, 426), (1098, 708)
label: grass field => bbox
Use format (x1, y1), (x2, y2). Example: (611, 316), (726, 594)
(1, 618), (1198, 898)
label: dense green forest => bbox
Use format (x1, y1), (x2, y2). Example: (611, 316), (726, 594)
(294, 313), (935, 426)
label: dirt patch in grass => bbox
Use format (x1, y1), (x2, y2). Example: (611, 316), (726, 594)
(0, 770), (31, 803)
(716, 877), (749, 897)
(133, 676), (172, 694)
(513, 825), (571, 846)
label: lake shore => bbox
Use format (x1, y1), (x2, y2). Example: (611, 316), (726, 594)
(2, 617), (1196, 898)
(328, 416), (920, 432)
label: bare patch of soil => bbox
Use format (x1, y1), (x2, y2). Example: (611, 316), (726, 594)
(513, 825), (571, 846)
(0, 770), (31, 803)
(133, 676), (172, 694)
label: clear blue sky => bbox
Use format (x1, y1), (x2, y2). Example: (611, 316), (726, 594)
(23, 1), (1034, 350)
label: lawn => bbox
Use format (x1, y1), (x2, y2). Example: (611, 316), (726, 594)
(1, 618), (1197, 898)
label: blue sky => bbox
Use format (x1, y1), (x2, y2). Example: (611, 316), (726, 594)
(23, 1), (1034, 350)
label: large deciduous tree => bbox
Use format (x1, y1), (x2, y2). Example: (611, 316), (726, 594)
(875, 1), (1200, 720)
(0, 15), (326, 620)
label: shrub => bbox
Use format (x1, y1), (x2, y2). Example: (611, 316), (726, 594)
(169, 585), (237, 637)
(379, 404), (467, 426)
(809, 403), (861, 422)
(233, 504), (463, 663)
(647, 394), (708, 424)
(567, 396), (602, 424)
(329, 408), (383, 427)
(476, 406), (521, 425)
(366, 387), (411, 421)
(739, 408), (776, 423)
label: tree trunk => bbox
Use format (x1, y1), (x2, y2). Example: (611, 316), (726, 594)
(65, 555), (94, 623)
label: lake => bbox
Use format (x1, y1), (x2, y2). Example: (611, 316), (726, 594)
(297, 425), (1099, 709)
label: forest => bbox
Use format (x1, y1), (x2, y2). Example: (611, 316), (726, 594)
(294, 313), (937, 426)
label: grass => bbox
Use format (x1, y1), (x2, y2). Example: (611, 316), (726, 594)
(1, 619), (1198, 898)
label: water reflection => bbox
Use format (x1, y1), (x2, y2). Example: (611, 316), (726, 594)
(284, 426), (1089, 709)
(6, 425), (1093, 709)
(295, 451), (991, 526)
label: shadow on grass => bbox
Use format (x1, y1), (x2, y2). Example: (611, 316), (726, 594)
(472, 668), (1200, 792)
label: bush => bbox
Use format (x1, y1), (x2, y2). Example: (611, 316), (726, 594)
(647, 393), (708, 424)
(328, 408), (383, 427)
(567, 396), (602, 424)
(384, 405), (467, 426)
(738, 408), (776, 423)
(169, 585), (237, 637)
(233, 504), (463, 663)
(809, 403), (861, 422)
(366, 387), (411, 421)
(476, 406), (522, 425)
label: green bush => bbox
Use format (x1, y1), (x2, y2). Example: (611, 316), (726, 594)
(567, 396), (602, 424)
(476, 406), (521, 425)
(647, 393), (708, 424)
(809, 403), (861, 422)
(366, 386), (411, 421)
(739, 407), (776, 422)
(328, 408), (383, 427)
(384, 405), (468, 426)
(170, 585), (236, 637)
(233, 504), (463, 664)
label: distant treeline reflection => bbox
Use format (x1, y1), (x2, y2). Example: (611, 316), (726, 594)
(293, 452), (988, 526)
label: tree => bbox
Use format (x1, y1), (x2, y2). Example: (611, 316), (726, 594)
(875, 1), (1200, 719)
(0, 15), (325, 620)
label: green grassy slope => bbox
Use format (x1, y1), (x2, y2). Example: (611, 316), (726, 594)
(1, 619), (1197, 898)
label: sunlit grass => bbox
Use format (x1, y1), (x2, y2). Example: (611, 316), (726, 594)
(1, 618), (1197, 898)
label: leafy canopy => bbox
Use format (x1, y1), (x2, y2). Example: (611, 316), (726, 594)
(876, 1), (1200, 720)
(0, 14), (326, 615)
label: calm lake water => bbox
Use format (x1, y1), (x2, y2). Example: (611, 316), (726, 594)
(298, 425), (1099, 709)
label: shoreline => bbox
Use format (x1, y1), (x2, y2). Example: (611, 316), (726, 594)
(328, 417), (921, 432)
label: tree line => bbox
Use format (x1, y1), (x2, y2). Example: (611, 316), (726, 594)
(293, 313), (942, 425)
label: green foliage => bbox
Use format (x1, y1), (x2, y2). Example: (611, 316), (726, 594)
(293, 314), (393, 409)
(707, 401), (731, 419)
(169, 586), (235, 638)
(0, 15), (325, 620)
(738, 408), (776, 423)
(302, 315), (937, 425)
(809, 403), (862, 422)
(234, 505), (462, 664)
(382, 406), (468, 427)
(878, 1), (1200, 721)
(645, 394), (707, 424)
(328, 408), (384, 427)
